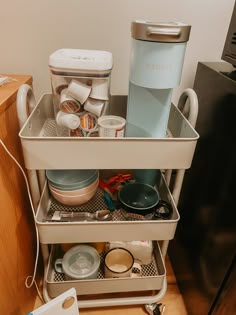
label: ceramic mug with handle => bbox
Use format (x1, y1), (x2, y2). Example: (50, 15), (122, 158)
(104, 247), (142, 278)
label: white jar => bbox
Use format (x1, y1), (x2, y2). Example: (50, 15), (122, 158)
(49, 49), (113, 136)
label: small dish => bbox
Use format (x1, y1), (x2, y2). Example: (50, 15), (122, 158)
(50, 185), (98, 206)
(54, 244), (100, 280)
(118, 182), (160, 215)
(46, 169), (99, 190)
(48, 178), (98, 196)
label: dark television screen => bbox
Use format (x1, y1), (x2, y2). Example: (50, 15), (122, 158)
(222, 1), (236, 67)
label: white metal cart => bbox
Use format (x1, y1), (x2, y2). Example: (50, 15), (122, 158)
(17, 88), (199, 314)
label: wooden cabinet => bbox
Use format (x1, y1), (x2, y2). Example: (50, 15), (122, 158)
(0, 74), (38, 315)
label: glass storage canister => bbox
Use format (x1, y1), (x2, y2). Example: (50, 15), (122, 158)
(49, 49), (113, 137)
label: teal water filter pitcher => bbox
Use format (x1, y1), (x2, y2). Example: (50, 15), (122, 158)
(126, 21), (191, 186)
(126, 21), (191, 138)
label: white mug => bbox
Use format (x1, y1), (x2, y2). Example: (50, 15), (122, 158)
(104, 247), (142, 278)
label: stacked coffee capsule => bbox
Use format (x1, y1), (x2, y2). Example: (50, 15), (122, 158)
(49, 49), (113, 137)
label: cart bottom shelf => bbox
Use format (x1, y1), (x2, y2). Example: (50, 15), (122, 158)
(46, 243), (166, 297)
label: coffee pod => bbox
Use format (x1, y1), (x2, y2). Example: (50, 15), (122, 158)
(87, 130), (99, 137)
(67, 79), (91, 104)
(70, 128), (85, 137)
(80, 112), (98, 132)
(98, 115), (126, 137)
(60, 88), (81, 113)
(90, 79), (109, 100)
(84, 98), (105, 117)
(52, 76), (69, 95)
(56, 84), (69, 95)
(56, 111), (80, 130)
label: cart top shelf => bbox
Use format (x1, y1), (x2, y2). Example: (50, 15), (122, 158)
(19, 94), (199, 170)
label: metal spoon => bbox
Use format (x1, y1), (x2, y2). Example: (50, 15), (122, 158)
(45, 209), (112, 222)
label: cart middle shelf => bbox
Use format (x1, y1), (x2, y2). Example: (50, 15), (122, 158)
(36, 174), (180, 243)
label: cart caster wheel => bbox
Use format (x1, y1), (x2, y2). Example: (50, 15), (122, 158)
(145, 303), (165, 315)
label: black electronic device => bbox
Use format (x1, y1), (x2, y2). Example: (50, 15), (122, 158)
(222, 1), (236, 67)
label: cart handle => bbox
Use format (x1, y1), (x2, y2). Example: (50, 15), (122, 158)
(16, 84), (41, 210)
(177, 88), (198, 128)
(165, 89), (199, 203)
(17, 84), (36, 128)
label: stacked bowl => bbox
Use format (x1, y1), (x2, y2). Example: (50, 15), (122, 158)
(46, 169), (99, 206)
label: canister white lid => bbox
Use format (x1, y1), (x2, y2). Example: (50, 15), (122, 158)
(49, 49), (113, 71)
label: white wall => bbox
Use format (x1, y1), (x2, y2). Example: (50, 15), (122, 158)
(0, 0), (235, 103)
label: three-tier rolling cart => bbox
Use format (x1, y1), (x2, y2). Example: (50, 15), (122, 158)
(17, 86), (199, 314)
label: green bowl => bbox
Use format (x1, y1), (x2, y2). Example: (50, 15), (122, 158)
(118, 182), (160, 214)
(46, 169), (98, 190)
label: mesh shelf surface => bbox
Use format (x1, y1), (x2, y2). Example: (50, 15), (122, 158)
(39, 118), (57, 137)
(53, 251), (159, 282)
(47, 188), (142, 222)
(40, 118), (172, 138)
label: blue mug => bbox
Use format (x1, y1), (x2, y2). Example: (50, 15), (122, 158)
(134, 169), (161, 187)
